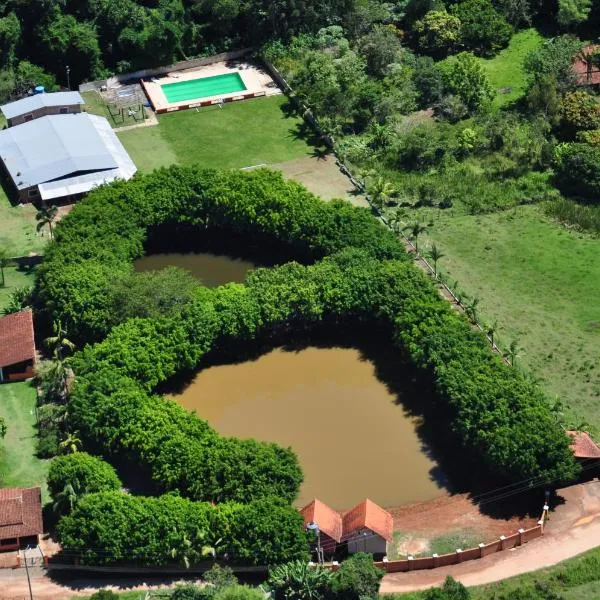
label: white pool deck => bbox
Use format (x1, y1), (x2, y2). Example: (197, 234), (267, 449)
(141, 61), (281, 113)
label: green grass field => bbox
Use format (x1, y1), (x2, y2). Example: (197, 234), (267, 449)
(479, 29), (543, 108)
(0, 188), (46, 257)
(423, 204), (600, 428)
(118, 95), (314, 172)
(0, 265), (36, 311)
(0, 382), (49, 500)
(82, 90), (147, 129)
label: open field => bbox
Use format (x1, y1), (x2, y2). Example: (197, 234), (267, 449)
(479, 29), (543, 108)
(0, 382), (49, 500)
(422, 204), (600, 427)
(0, 265), (36, 311)
(118, 96), (314, 172)
(0, 188), (46, 256)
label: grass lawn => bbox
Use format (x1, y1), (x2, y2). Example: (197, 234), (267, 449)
(0, 265), (36, 311)
(0, 382), (49, 501)
(82, 90), (148, 129)
(0, 188), (46, 257)
(118, 95), (315, 172)
(479, 29), (543, 108)
(423, 204), (600, 428)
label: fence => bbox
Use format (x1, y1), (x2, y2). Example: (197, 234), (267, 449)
(79, 48), (253, 92)
(261, 57), (510, 364)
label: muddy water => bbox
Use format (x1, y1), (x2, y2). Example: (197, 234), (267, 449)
(134, 253), (255, 287)
(171, 347), (445, 509)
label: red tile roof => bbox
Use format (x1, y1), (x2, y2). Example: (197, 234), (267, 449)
(0, 487), (43, 540)
(0, 310), (35, 368)
(301, 499), (343, 542)
(342, 498), (393, 542)
(567, 431), (600, 459)
(573, 45), (600, 86)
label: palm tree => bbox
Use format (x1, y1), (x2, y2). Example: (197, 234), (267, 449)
(35, 356), (73, 403)
(404, 221), (429, 254)
(44, 320), (75, 360)
(35, 204), (58, 240)
(464, 296), (480, 324)
(59, 432), (82, 454)
(0, 247), (10, 287)
(267, 560), (332, 600)
(485, 320), (498, 347)
(368, 177), (395, 211)
(53, 483), (78, 515)
(505, 339), (522, 366)
(427, 243), (445, 277)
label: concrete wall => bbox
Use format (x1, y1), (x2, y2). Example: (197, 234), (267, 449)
(368, 525), (543, 574)
(346, 529), (387, 555)
(8, 104), (82, 127)
(79, 49), (253, 92)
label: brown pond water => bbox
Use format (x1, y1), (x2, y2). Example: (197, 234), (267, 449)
(171, 347), (445, 510)
(134, 252), (255, 287)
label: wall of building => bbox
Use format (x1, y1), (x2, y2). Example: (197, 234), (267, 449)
(0, 359), (34, 383)
(8, 104), (82, 127)
(346, 529), (387, 555)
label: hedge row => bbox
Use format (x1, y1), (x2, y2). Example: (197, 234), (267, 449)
(70, 250), (578, 495)
(35, 167), (406, 343)
(58, 492), (308, 566)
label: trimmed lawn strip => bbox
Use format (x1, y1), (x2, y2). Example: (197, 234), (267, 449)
(423, 205), (600, 428)
(118, 96), (313, 172)
(0, 382), (49, 501)
(0, 189), (46, 257)
(479, 29), (543, 108)
(0, 265), (36, 312)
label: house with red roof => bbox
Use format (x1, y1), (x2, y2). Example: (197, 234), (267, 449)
(567, 430), (600, 460)
(342, 498), (393, 555)
(0, 487), (43, 552)
(300, 498), (343, 554)
(0, 310), (36, 383)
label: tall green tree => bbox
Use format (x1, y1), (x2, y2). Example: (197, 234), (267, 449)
(0, 248), (10, 287)
(35, 205), (58, 240)
(440, 52), (494, 113)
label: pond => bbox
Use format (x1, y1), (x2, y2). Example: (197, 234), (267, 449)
(134, 252), (255, 287)
(170, 346), (446, 510)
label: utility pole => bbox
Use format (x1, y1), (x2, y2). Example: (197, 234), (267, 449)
(66, 65), (71, 91)
(24, 547), (34, 600)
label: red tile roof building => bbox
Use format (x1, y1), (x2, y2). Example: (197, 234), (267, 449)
(0, 310), (36, 383)
(342, 498), (393, 543)
(0, 487), (43, 551)
(301, 499), (343, 553)
(567, 431), (600, 459)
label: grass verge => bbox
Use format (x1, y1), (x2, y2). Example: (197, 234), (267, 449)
(422, 204), (600, 428)
(0, 188), (46, 257)
(118, 95), (314, 172)
(0, 265), (36, 312)
(0, 382), (49, 501)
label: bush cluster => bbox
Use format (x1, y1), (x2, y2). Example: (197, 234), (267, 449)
(58, 492), (308, 567)
(39, 167), (578, 565)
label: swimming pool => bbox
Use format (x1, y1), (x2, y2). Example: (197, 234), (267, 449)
(161, 72), (247, 103)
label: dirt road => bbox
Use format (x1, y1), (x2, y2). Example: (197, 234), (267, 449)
(380, 479), (600, 594)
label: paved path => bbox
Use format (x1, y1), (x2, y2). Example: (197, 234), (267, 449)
(380, 479), (600, 594)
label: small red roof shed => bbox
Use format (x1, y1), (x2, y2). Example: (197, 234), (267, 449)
(567, 431), (600, 459)
(342, 498), (393, 542)
(0, 487), (43, 550)
(0, 310), (36, 382)
(301, 498), (343, 543)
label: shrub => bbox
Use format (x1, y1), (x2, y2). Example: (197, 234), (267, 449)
(47, 453), (121, 501)
(329, 553), (384, 600)
(37, 427), (59, 458)
(214, 585), (264, 600)
(268, 560), (332, 600)
(554, 143), (600, 201)
(172, 585), (207, 600)
(560, 91), (600, 139)
(413, 11), (462, 58)
(89, 591), (119, 600)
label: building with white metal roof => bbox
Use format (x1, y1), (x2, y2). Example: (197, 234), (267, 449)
(1, 92), (85, 126)
(0, 112), (136, 203)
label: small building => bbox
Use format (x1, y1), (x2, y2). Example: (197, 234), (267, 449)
(573, 45), (600, 86)
(0, 487), (43, 552)
(0, 112), (137, 203)
(300, 498), (343, 554)
(1, 91), (84, 127)
(0, 310), (36, 383)
(342, 498), (393, 555)
(567, 430), (600, 460)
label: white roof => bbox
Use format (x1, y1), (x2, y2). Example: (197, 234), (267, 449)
(1, 92), (84, 120)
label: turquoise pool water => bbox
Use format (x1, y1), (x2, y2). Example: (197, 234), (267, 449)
(161, 72), (247, 103)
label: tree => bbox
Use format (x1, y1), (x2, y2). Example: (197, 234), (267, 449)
(90, 591), (119, 600)
(557, 0), (591, 28)
(427, 244), (445, 276)
(59, 432), (82, 454)
(36, 205), (58, 240)
(485, 320), (498, 346)
(494, 0), (532, 26)
(329, 553), (384, 600)
(44, 320), (75, 361)
(413, 56), (446, 108)
(52, 483), (78, 516)
(0, 248), (10, 287)
(405, 221), (429, 253)
(559, 91), (600, 139)
(0, 417), (6, 439)
(414, 11), (462, 58)
(358, 24), (403, 77)
(554, 143), (600, 201)
(440, 52), (494, 113)
(268, 560), (332, 600)
(526, 75), (561, 126)
(368, 177), (395, 211)
(423, 577), (471, 600)
(171, 585), (204, 600)
(464, 296), (480, 323)
(505, 339), (522, 366)
(451, 0), (513, 57)
(0, 13), (21, 69)
(3, 286), (33, 315)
